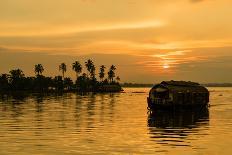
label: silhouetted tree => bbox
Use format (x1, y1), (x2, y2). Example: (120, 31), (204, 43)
(9, 69), (24, 79)
(85, 59), (94, 78)
(53, 76), (63, 90)
(34, 75), (52, 91)
(34, 64), (44, 76)
(72, 61), (82, 81)
(59, 63), (67, 79)
(99, 65), (106, 82)
(116, 76), (120, 83)
(90, 64), (96, 80)
(0, 59), (121, 92)
(0, 74), (10, 91)
(9, 69), (25, 90)
(108, 65), (116, 83)
(23, 77), (35, 90)
(76, 73), (89, 91)
(64, 77), (73, 90)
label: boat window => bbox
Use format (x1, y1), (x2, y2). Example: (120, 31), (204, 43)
(186, 92), (191, 103)
(193, 92), (197, 102)
(153, 89), (169, 99)
(177, 92), (184, 104)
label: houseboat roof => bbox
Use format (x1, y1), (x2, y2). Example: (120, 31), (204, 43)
(161, 81), (200, 86)
(151, 81), (208, 93)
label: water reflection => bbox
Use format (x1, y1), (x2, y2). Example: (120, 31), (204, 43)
(0, 88), (231, 154)
(147, 107), (209, 147)
(0, 92), (29, 103)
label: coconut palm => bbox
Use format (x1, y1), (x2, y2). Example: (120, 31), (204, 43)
(0, 74), (10, 90)
(116, 76), (120, 83)
(90, 64), (96, 80)
(99, 65), (106, 82)
(59, 63), (67, 79)
(34, 64), (44, 76)
(110, 65), (116, 71)
(9, 69), (25, 90)
(64, 77), (73, 90)
(108, 65), (116, 83)
(9, 69), (24, 79)
(85, 59), (94, 78)
(85, 59), (93, 76)
(72, 61), (82, 80)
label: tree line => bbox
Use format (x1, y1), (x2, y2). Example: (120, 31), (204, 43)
(0, 59), (121, 92)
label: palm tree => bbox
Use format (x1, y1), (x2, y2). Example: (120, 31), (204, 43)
(116, 76), (120, 83)
(110, 65), (116, 71)
(9, 69), (24, 79)
(85, 59), (94, 78)
(108, 65), (116, 83)
(34, 64), (44, 76)
(0, 74), (10, 90)
(9, 69), (25, 90)
(99, 65), (106, 82)
(90, 64), (96, 80)
(72, 61), (82, 80)
(64, 77), (73, 90)
(59, 63), (67, 79)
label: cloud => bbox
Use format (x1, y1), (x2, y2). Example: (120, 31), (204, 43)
(0, 20), (165, 37)
(190, 0), (205, 3)
(1, 46), (232, 83)
(0, 0), (231, 83)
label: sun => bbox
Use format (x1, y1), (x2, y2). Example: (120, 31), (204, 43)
(163, 64), (170, 69)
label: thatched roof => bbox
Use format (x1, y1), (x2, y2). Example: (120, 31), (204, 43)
(152, 81), (208, 93)
(161, 81), (199, 86)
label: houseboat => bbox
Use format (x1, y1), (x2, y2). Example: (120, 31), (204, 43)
(147, 81), (209, 109)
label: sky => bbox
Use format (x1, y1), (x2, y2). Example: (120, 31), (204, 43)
(0, 0), (231, 83)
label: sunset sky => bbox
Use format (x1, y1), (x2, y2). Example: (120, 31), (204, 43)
(0, 0), (231, 83)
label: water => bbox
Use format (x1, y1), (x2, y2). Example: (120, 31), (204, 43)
(0, 87), (232, 155)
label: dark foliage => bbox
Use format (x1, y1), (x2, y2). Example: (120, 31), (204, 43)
(0, 60), (122, 93)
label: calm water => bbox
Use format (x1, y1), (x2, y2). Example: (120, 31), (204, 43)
(0, 87), (232, 155)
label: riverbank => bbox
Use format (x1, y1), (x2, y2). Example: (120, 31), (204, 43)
(0, 84), (123, 95)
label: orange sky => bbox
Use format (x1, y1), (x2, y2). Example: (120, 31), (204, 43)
(0, 0), (232, 83)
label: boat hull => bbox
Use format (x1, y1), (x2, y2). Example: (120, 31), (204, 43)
(147, 97), (209, 110)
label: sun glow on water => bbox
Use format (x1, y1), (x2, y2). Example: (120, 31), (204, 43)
(163, 64), (170, 69)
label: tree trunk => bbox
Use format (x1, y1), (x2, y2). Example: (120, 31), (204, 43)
(76, 72), (78, 84)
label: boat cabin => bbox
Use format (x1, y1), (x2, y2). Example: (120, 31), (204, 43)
(147, 81), (209, 109)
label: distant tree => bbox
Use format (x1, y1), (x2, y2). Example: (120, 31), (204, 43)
(102, 79), (109, 85)
(110, 65), (116, 71)
(9, 69), (24, 79)
(34, 75), (53, 91)
(82, 73), (87, 78)
(72, 61), (82, 81)
(34, 64), (44, 76)
(0, 74), (10, 91)
(0, 74), (9, 82)
(9, 69), (25, 90)
(64, 77), (73, 90)
(108, 65), (116, 83)
(59, 63), (67, 79)
(0, 60), (121, 92)
(23, 77), (35, 90)
(90, 64), (96, 80)
(53, 76), (63, 90)
(85, 59), (94, 78)
(116, 76), (120, 83)
(76, 73), (89, 91)
(99, 65), (106, 82)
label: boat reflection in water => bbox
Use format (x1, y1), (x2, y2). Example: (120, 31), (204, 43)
(147, 106), (209, 147)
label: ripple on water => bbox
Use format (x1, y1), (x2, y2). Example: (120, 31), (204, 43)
(0, 88), (231, 154)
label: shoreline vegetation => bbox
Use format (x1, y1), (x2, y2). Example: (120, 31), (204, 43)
(0, 59), (122, 94)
